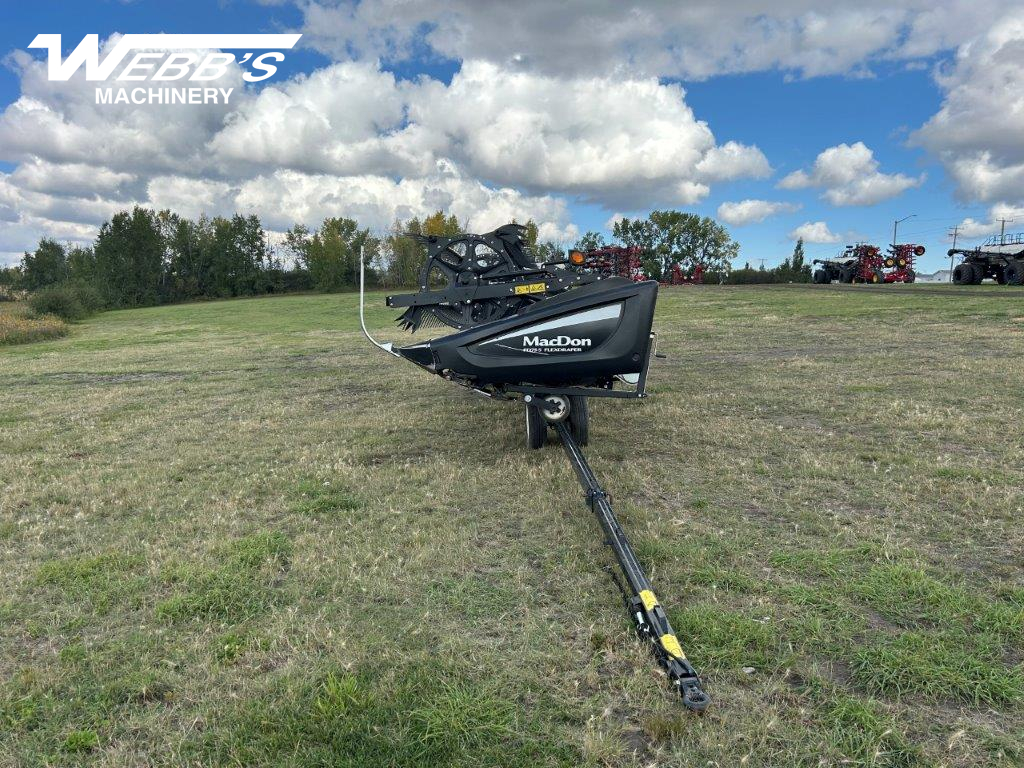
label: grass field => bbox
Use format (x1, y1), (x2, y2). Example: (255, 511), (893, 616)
(1, 285), (1022, 767)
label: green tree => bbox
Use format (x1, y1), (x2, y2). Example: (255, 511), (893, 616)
(165, 215), (213, 300)
(792, 238), (806, 271)
(788, 238), (811, 282)
(208, 215), (268, 297)
(614, 211), (737, 280)
(384, 212), (463, 288)
(534, 241), (564, 262)
(521, 220), (539, 251)
(66, 245), (97, 284)
(93, 207), (165, 307)
(295, 217), (373, 292)
(574, 231), (606, 252)
(0, 264), (22, 298)
(21, 238), (68, 290)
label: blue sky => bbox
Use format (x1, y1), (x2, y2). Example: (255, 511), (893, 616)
(1, 1), (1022, 272)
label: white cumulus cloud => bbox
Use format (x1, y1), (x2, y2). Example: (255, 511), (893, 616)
(788, 221), (841, 243)
(913, 11), (1024, 204)
(296, 1), (1021, 80)
(0, 40), (769, 256)
(778, 142), (923, 206)
(717, 199), (800, 226)
(406, 60), (767, 207)
(954, 204), (1024, 239)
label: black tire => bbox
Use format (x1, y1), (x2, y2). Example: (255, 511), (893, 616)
(870, 270), (884, 284)
(952, 263), (973, 285)
(568, 396), (589, 446)
(813, 269), (828, 284)
(904, 269), (916, 284)
(970, 263), (985, 284)
(840, 266), (854, 283)
(525, 404), (546, 449)
(1004, 260), (1024, 285)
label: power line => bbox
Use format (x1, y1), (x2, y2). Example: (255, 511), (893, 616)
(947, 225), (959, 283)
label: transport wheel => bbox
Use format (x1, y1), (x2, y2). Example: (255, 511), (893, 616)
(904, 269), (916, 283)
(525, 404), (546, 449)
(1005, 260), (1024, 285)
(568, 396), (589, 446)
(952, 263), (972, 285)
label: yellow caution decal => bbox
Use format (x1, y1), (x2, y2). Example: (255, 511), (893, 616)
(514, 282), (546, 295)
(660, 633), (686, 660)
(639, 590), (659, 611)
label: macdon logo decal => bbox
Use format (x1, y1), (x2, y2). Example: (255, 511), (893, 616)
(521, 335), (592, 353)
(29, 34), (301, 105)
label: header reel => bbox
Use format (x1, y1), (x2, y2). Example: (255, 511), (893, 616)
(386, 224), (598, 333)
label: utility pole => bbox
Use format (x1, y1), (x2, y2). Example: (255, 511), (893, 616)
(998, 218), (1014, 244)
(947, 225), (959, 282)
(893, 214), (916, 250)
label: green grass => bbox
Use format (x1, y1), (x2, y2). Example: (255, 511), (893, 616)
(1, 285), (1023, 766)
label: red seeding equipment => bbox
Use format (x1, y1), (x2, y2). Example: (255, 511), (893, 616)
(812, 244), (885, 284)
(661, 263), (704, 286)
(568, 246), (647, 282)
(883, 244), (923, 283)
(949, 233), (1024, 285)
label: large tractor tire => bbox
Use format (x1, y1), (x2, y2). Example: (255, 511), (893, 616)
(970, 263), (985, 284)
(1004, 260), (1024, 285)
(840, 266), (855, 283)
(952, 263), (974, 285)
(904, 269), (916, 283)
(813, 268), (828, 284)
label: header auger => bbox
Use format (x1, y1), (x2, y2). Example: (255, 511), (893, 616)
(361, 225), (710, 711)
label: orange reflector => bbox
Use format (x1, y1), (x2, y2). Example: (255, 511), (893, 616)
(569, 250), (585, 265)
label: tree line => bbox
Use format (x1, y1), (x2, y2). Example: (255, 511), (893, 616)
(0, 205), (809, 311)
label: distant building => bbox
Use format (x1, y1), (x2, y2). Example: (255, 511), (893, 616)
(914, 270), (951, 283)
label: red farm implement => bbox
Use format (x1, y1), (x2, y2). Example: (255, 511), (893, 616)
(568, 246), (647, 282)
(812, 244), (884, 284)
(883, 244), (923, 283)
(660, 263), (704, 286)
